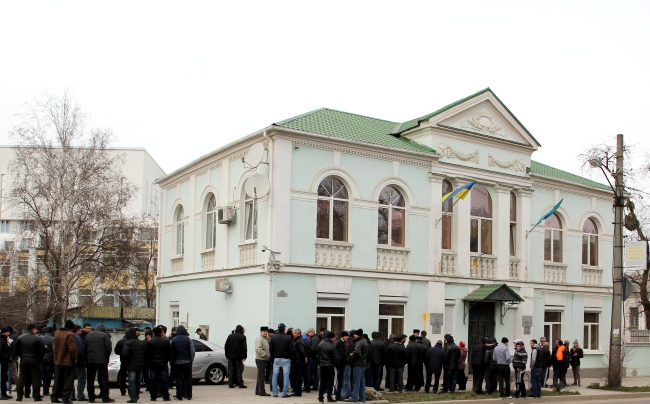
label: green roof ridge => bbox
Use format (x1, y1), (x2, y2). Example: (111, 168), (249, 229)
(530, 160), (611, 191)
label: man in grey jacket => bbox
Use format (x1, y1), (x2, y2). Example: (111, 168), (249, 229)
(84, 324), (113, 403)
(254, 327), (270, 397)
(492, 337), (512, 399)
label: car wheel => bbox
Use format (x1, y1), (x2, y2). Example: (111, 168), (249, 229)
(205, 364), (225, 385)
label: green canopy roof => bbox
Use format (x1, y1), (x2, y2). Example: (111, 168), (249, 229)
(463, 284), (524, 302)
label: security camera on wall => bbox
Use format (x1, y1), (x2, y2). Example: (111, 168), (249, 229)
(261, 246), (267, 253)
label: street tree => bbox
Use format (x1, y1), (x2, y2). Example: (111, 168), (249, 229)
(7, 90), (137, 325)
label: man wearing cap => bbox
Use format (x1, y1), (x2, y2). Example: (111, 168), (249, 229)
(269, 323), (292, 398)
(0, 326), (12, 400)
(317, 332), (339, 403)
(255, 327), (271, 396)
(424, 340), (446, 394)
(493, 337), (512, 399)
(195, 328), (207, 341)
(51, 320), (78, 404)
(347, 329), (368, 403)
(441, 334), (460, 394)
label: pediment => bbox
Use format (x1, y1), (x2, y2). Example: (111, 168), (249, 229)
(424, 91), (540, 149)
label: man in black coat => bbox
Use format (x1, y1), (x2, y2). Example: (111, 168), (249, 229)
(40, 327), (55, 397)
(170, 326), (194, 401)
(369, 332), (385, 392)
(146, 327), (171, 401)
(113, 331), (129, 396)
(14, 324), (43, 401)
(424, 340), (446, 394)
(471, 337), (487, 394)
(224, 325), (247, 389)
(84, 324), (113, 403)
(333, 331), (349, 401)
(317, 332), (339, 403)
(306, 328), (320, 392)
(289, 329), (306, 397)
(269, 323), (293, 398)
(384, 335), (406, 393)
(0, 326), (12, 400)
(483, 338), (498, 395)
(121, 328), (146, 403)
(405, 337), (427, 392)
(441, 334), (460, 394)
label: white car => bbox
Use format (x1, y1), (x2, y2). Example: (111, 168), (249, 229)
(108, 338), (228, 385)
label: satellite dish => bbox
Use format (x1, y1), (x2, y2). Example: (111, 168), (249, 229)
(244, 143), (265, 168)
(245, 174), (270, 199)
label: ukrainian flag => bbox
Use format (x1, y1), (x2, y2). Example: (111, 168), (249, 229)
(441, 180), (476, 203)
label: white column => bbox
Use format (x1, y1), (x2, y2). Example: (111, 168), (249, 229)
(428, 173), (445, 274)
(456, 178), (472, 277)
(427, 281), (447, 341)
(494, 185), (512, 280)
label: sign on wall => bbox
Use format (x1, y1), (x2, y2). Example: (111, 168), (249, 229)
(430, 313), (443, 333)
(625, 241), (648, 271)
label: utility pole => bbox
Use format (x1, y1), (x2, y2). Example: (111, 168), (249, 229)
(608, 134), (625, 387)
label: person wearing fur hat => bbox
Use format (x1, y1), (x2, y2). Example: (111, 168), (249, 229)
(569, 340), (583, 386)
(255, 327), (270, 396)
(51, 320), (78, 404)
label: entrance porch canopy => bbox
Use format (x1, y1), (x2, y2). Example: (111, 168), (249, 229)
(462, 283), (524, 325)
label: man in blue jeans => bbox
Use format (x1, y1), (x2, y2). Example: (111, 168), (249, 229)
(269, 323), (292, 398)
(346, 329), (368, 403)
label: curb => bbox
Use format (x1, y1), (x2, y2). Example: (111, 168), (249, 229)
(389, 391), (650, 403)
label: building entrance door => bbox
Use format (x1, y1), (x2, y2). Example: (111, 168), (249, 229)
(467, 302), (495, 373)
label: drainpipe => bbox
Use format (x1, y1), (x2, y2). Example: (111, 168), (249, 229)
(263, 131), (274, 327)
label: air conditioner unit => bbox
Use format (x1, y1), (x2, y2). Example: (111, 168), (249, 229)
(217, 206), (234, 224)
(215, 277), (232, 293)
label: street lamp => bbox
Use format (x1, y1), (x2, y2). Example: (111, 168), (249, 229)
(588, 135), (625, 387)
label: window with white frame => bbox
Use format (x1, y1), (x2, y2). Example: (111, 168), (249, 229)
(441, 180), (453, 250)
(317, 304), (345, 337)
(544, 311), (562, 344)
(171, 305), (180, 327)
(510, 191), (517, 256)
(378, 303), (405, 338)
(17, 259), (28, 276)
(378, 186), (405, 247)
(175, 206), (185, 255)
(544, 213), (563, 263)
(243, 190), (257, 241)
(206, 194), (217, 249)
(582, 218), (599, 266)
(584, 312), (599, 350)
(0, 220), (9, 233)
(629, 306), (639, 330)
(470, 185), (492, 254)
(317, 176), (349, 241)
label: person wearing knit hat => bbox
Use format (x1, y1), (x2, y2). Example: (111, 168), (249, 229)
(348, 328), (369, 402)
(569, 340), (583, 386)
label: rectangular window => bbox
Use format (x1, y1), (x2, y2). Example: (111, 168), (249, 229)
(206, 212), (216, 249)
(378, 303), (405, 339)
(377, 207), (388, 245)
(544, 230), (563, 262)
(171, 305), (180, 327)
(0, 262), (9, 278)
(79, 289), (92, 306)
(0, 220), (9, 233)
(582, 234), (599, 266)
(470, 219), (492, 254)
(509, 223), (516, 256)
(441, 214), (452, 250)
(102, 289), (115, 306)
(584, 312), (599, 350)
(332, 200), (348, 242)
(317, 306), (345, 337)
(20, 237), (32, 250)
(176, 223), (184, 255)
(17, 259), (29, 276)
(244, 199), (257, 240)
(544, 311), (562, 344)
(629, 307), (639, 330)
(317, 200), (330, 239)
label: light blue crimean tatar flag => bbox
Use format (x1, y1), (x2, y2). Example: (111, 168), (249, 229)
(536, 199), (564, 226)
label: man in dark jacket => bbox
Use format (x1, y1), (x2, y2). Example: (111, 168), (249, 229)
(69, 325), (87, 402)
(84, 324), (113, 403)
(51, 320), (78, 404)
(384, 335), (406, 393)
(113, 332), (129, 396)
(424, 340), (446, 394)
(420, 331), (432, 349)
(369, 332), (385, 392)
(224, 325), (247, 389)
(0, 326), (13, 400)
(170, 325), (194, 401)
(405, 337), (427, 392)
(483, 338), (498, 395)
(441, 334), (460, 394)
(334, 331), (349, 401)
(290, 329), (306, 397)
(14, 324), (43, 401)
(269, 323), (292, 398)
(349, 329), (368, 403)
(122, 328), (147, 403)
(40, 327), (55, 397)
(471, 337), (487, 394)
(146, 327), (171, 401)
(317, 332), (339, 403)
(307, 328), (320, 391)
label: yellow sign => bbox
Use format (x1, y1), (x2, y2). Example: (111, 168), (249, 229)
(627, 245), (643, 261)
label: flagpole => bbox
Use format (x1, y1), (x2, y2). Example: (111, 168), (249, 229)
(434, 197), (463, 228)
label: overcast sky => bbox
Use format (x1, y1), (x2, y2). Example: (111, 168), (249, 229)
(1, 1), (648, 181)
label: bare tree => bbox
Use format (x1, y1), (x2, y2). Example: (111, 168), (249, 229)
(580, 138), (650, 328)
(7, 90), (137, 325)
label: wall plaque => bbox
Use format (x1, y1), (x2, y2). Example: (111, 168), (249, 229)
(430, 313), (443, 326)
(522, 316), (533, 327)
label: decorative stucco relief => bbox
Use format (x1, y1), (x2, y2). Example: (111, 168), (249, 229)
(462, 113), (505, 137)
(488, 154), (526, 172)
(437, 144), (479, 164)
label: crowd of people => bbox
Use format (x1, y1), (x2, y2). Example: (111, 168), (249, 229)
(0, 320), (586, 404)
(0, 321), (199, 404)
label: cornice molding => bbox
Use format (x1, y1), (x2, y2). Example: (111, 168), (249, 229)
(532, 179), (612, 201)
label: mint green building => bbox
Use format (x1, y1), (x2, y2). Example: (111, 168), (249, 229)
(156, 88), (615, 376)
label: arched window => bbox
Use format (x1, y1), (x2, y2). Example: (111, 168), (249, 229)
(378, 186), (405, 247)
(441, 180), (453, 250)
(205, 194), (217, 249)
(510, 191), (517, 256)
(582, 218), (599, 266)
(544, 213), (563, 262)
(175, 206), (185, 255)
(470, 185), (492, 254)
(317, 176), (349, 241)
(243, 182), (257, 241)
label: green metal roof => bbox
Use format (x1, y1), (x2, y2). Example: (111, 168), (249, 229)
(463, 284), (524, 302)
(530, 161), (611, 191)
(274, 108), (437, 155)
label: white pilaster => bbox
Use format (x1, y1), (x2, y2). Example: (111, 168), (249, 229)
(495, 185), (512, 280)
(428, 173), (445, 274)
(271, 138), (293, 259)
(427, 281), (447, 341)
(220, 160), (229, 270)
(188, 174), (196, 273)
(456, 178), (472, 277)
(517, 188), (533, 280)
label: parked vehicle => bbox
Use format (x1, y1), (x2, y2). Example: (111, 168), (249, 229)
(108, 338), (228, 385)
